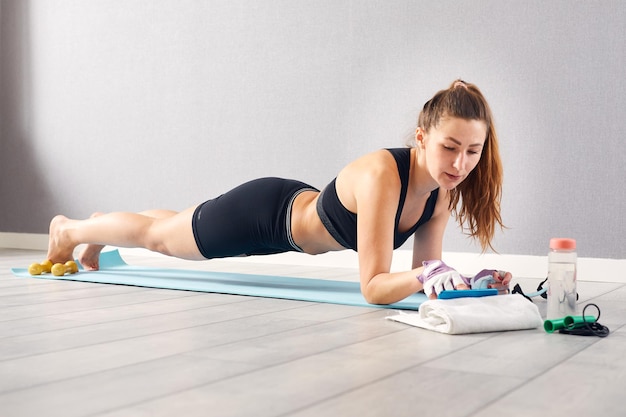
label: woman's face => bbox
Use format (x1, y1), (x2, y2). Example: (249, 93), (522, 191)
(420, 117), (487, 190)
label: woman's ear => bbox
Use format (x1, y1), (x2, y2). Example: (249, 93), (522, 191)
(415, 127), (426, 149)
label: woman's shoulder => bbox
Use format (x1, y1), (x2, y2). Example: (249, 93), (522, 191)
(341, 149), (401, 181)
(354, 148), (406, 168)
(335, 149), (403, 207)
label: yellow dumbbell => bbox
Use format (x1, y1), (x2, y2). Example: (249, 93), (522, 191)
(51, 261), (79, 276)
(28, 259), (54, 276)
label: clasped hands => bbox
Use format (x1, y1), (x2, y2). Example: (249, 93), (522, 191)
(417, 260), (512, 299)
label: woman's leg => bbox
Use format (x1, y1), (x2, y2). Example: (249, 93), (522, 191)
(47, 205), (205, 269)
(77, 210), (181, 270)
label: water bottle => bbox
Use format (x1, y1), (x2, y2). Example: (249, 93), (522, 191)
(546, 238), (577, 319)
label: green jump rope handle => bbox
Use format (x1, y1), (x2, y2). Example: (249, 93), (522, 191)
(544, 318), (567, 333)
(564, 315), (597, 329)
(544, 315), (597, 333)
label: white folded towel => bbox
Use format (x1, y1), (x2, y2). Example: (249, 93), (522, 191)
(387, 294), (542, 334)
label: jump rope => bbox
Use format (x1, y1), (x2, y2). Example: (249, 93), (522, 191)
(500, 278), (610, 337)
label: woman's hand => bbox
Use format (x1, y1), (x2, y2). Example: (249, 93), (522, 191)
(417, 260), (469, 299)
(467, 269), (512, 294)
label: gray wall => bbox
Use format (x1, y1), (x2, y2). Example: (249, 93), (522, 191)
(1, 0), (624, 258)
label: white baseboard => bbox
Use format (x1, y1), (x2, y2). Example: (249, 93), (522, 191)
(2, 233), (624, 283)
(0, 232), (48, 251)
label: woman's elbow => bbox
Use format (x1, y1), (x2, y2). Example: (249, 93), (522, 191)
(361, 284), (393, 305)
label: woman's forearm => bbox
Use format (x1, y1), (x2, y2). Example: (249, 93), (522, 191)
(360, 267), (425, 305)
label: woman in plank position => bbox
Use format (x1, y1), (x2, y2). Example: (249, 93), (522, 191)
(46, 79), (511, 304)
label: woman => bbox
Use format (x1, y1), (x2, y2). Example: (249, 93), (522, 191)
(46, 79), (510, 305)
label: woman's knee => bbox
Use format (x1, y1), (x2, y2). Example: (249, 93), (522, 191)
(144, 210), (202, 259)
(141, 219), (170, 254)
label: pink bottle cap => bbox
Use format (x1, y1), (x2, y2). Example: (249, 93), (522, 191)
(550, 238), (576, 250)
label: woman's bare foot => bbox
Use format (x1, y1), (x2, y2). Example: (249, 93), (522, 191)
(46, 215), (78, 264)
(78, 212), (106, 271)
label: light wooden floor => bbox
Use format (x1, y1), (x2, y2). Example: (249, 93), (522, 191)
(1, 248), (624, 417)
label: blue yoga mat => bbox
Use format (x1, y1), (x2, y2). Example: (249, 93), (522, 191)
(11, 250), (427, 310)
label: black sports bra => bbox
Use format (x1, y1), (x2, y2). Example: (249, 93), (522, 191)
(316, 148), (439, 251)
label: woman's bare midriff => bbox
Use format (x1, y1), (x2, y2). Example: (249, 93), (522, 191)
(290, 190), (347, 255)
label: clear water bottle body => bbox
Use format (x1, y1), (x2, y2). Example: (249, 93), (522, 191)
(546, 238), (577, 319)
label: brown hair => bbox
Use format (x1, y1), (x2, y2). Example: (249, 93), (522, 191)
(418, 80), (504, 252)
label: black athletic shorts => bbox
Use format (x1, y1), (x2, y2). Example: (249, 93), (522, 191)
(191, 177), (318, 259)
